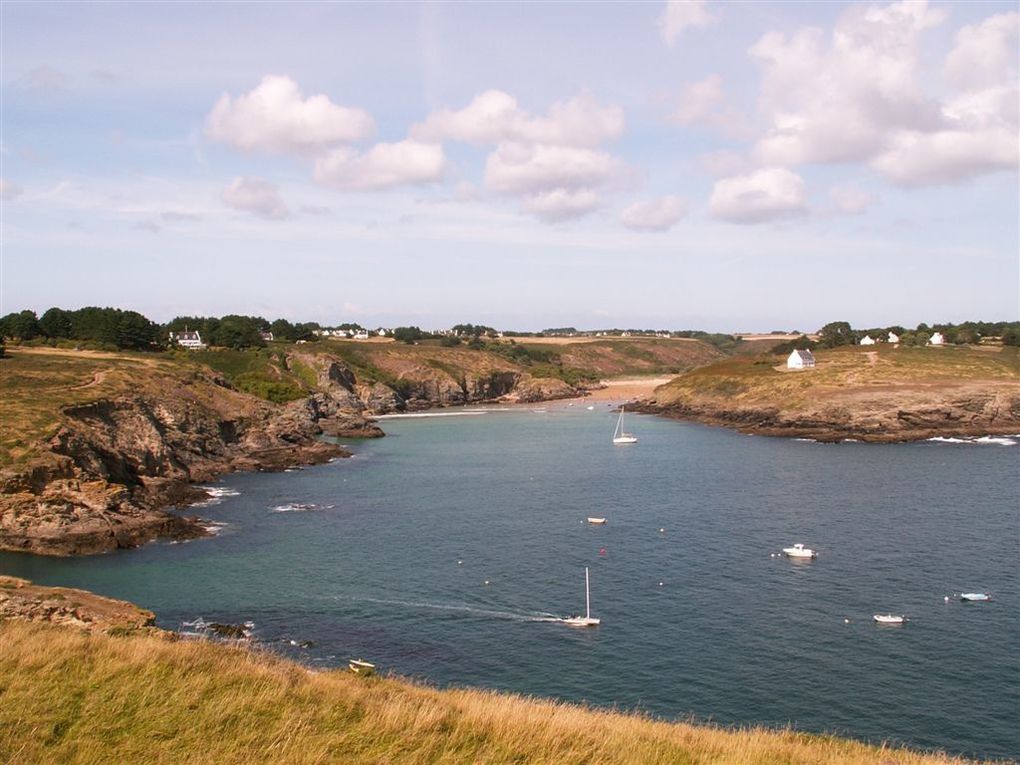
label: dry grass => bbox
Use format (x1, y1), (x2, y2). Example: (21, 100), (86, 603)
(655, 345), (1020, 411)
(0, 621), (978, 765)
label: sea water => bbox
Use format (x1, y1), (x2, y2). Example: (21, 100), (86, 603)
(2, 405), (1017, 759)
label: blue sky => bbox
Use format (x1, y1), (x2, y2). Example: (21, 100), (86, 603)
(2, 1), (1017, 332)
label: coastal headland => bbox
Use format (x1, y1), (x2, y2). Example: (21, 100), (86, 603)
(634, 345), (1020, 443)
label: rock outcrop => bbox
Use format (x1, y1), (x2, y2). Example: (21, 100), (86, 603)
(0, 376), (355, 555)
(0, 575), (159, 633)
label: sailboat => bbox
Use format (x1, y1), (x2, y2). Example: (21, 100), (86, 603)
(562, 567), (601, 627)
(612, 406), (638, 444)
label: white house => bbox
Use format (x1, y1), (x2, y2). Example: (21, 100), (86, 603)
(859, 335), (876, 345)
(888, 331), (900, 344)
(929, 331), (945, 346)
(353, 330), (370, 340)
(259, 331), (274, 342)
(787, 349), (816, 369)
(169, 330), (205, 350)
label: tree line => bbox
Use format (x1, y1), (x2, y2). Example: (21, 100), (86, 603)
(773, 320), (1020, 354)
(0, 308), (323, 351)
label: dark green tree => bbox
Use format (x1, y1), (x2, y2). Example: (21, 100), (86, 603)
(0, 310), (41, 340)
(817, 321), (855, 348)
(39, 307), (73, 338)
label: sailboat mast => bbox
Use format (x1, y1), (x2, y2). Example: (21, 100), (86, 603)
(585, 567), (591, 619)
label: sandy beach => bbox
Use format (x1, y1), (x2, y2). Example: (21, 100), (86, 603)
(581, 376), (674, 401)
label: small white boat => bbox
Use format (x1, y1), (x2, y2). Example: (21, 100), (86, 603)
(873, 614), (907, 624)
(586, 517), (607, 525)
(612, 407), (638, 445)
(562, 567), (600, 627)
(782, 543), (818, 558)
(349, 658), (376, 674)
(960, 592), (992, 602)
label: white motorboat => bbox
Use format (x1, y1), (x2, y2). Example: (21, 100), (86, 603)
(586, 517), (607, 525)
(349, 658), (376, 674)
(873, 614), (906, 624)
(562, 567), (601, 627)
(960, 592), (992, 602)
(612, 407), (638, 445)
(782, 543), (818, 558)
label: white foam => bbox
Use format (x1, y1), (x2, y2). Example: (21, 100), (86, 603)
(194, 486), (241, 507)
(271, 502), (334, 513)
(202, 522), (227, 535)
(927, 435), (1016, 446)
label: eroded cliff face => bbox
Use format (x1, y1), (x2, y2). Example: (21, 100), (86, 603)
(0, 377), (360, 556)
(1, 346), (593, 557)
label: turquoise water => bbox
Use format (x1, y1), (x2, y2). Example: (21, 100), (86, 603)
(3, 405), (1018, 759)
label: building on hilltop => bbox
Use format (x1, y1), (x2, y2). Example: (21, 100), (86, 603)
(929, 332), (945, 346)
(169, 330), (205, 350)
(787, 349), (816, 369)
(859, 335), (876, 345)
(888, 331), (900, 344)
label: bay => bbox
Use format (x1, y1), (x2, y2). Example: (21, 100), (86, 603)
(2, 405), (1017, 759)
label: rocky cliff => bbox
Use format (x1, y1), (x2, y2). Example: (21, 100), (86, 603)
(0, 356), (375, 556)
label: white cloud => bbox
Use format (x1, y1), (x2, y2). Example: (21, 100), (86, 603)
(709, 167), (806, 224)
(672, 74), (725, 126)
(314, 140), (445, 191)
(0, 178), (24, 201)
(872, 84), (1018, 185)
(697, 150), (750, 178)
(871, 124), (1018, 186)
(413, 90), (624, 148)
(944, 12), (1019, 90)
(222, 176), (290, 219)
(751, 1), (945, 166)
(620, 195), (687, 231)
(658, 0), (717, 46)
(671, 74), (753, 139)
(827, 185), (875, 214)
(484, 142), (621, 196)
(521, 189), (601, 223)
(206, 75), (374, 155)
(17, 65), (71, 93)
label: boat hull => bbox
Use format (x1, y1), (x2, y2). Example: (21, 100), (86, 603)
(873, 615), (906, 624)
(960, 593), (991, 602)
(562, 617), (601, 627)
(612, 436), (638, 445)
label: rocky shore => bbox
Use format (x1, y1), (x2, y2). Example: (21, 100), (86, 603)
(0, 348), (588, 557)
(0, 575), (160, 634)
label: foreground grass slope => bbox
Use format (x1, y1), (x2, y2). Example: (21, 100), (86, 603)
(0, 621), (975, 765)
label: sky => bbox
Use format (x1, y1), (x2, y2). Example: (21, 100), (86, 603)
(1, 0), (1017, 333)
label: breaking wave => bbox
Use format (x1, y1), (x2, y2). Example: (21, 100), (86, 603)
(927, 435), (1017, 446)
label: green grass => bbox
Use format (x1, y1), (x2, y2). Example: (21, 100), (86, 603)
(0, 621), (977, 765)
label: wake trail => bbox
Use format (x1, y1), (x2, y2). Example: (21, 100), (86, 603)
(336, 595), (561, 623)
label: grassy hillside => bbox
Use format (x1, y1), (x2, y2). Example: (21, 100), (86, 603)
(654, 345), (1020, 410)
(645, 344), (1020, 442)
(0, 348), (262, 471)
(0, 620), (975, 765)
